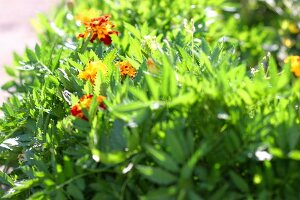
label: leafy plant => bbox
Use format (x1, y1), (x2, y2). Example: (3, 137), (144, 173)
(1, 0), (300, 199)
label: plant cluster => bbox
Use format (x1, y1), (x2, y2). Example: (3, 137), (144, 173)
(0, 0), (300, 199)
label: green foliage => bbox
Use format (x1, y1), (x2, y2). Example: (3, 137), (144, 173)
(1, 0), (300, 199)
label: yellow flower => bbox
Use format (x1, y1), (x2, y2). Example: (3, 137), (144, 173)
(288, 23), (300, 34)
(78, 61), (108, 84)
(281, 20), (300, 34)
(282, 38), (294, 48)
(77, 15), (118, 45)
(285, 56), (300, 77)
(118, 61), (137, 79)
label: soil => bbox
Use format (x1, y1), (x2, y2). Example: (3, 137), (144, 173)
(0, 0), (60, 104)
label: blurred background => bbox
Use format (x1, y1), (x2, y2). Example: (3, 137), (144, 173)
(0, 0), (59, 104)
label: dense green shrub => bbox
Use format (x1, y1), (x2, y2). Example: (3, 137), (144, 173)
(1, 0), (300, 199)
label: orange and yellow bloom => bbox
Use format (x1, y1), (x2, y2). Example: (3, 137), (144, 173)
(285, 56), (300, 77)
(118, 61), (137, 79)
(71, 94), (106, 120)
(77, 15), (118, 45)
(78, 61), (108, 84)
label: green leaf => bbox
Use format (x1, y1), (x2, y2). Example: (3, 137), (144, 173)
(166, 133), (186, 163)
(55, 190), (67, 200)
(237, 89), (253, 105)
(288, 150), (300, 160)
(63, 156), (74, 179)
(129, 87), (148, 102)
(78, 53), (89, 64)
(136, 165), (177, 185)
(181, 143), (209, 179)
(200, 51), (214, 76)
(129, 37), (143, 62)
(103, 48), (117, 65)
(4, 66), (16, 77)
(229, 171), (249, 193)
(3, 179), (39, 198)
(188, 190), (203, 200)
(161, 57), (177, 98)
(208, 184), (229, 200)
(110, 119), (127, 151)
(124, 22), (141, 39)
(113, 102), (150, 113)
(91, 148), (126, 165)
(34, 44), (42, 59)
(51, 48), (63, 71)
(145, 145), (179, 173)
(145, 74), (159, 99)
(26, 48), (38, 63)
(0, 171), (14, 186)
(141, 187), (177, 200)
(69, 59), (83, 70)
(169, 91), (197, 107)
(66, 184), (84, 200)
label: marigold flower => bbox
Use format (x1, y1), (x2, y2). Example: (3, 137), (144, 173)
(118, 61), (137, 79)
(78, 61), (108, 84)
(77, 15), (118, 45)
(285, 56), (300, 77)
(71, 94), (106, 120)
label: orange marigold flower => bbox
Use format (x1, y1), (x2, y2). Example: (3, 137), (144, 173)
(77, 15), (118, 45)
(71, 94), (106, 120)
(78, 61), (108, 84)
(285, 56), (300, 77)
(118, 61), (137, 79)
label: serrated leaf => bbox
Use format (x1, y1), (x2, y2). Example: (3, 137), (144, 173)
(0, 171), (14, 186)
(166, 133), (186, 163)
(145, 145), (179, 173)
(145, 74), (159, 99)
(161, 57), (177, 98)
(129, 38), (143, 62)
(103, 48), (117, 65)
(67, 184), (84, 200)
(141, 187), (177, 200)
(4, 66), (16, 77)
(237, 89), (253, 105)
(2, 179), (39, 198)
(69, 59), (83, 70)
(136, 165), (177, 185)
(113, 102), (150, 113)
(229, 171), (249, 193)
(129, 87), (148, 102)
(124, 22), (141, 39)
(26, 48), (38, 63)
(78, 53), (89, 64)
(181, 143), (209, 179)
